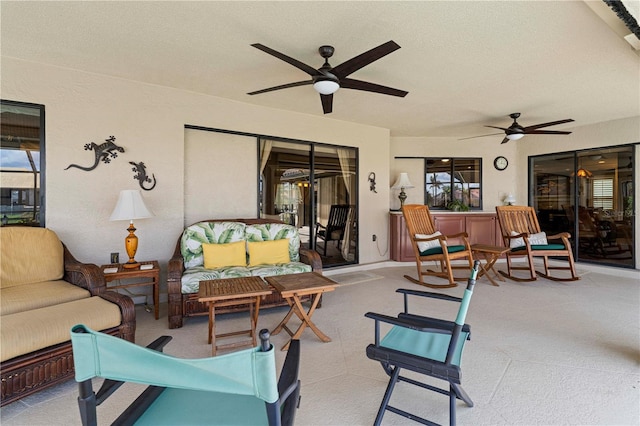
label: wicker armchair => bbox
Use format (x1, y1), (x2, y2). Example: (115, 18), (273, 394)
(0, 227), (135, 406)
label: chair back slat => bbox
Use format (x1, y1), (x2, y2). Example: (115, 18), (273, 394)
(496, 206), (541, 243)
(401, 204), (437, 236)
(327, 205), (350, 229)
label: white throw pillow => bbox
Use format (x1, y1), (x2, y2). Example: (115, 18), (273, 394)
(510, 231), (548, 248)
(415, 231), (444, 252)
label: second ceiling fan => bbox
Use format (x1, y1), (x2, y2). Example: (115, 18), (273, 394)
(465, 113), (574, 144)
(247, 40), (408, 114)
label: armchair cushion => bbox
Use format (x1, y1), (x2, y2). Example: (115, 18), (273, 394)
(0, 227), (64, 288)
(181, 266), (252, 294)
(248, 262), (312, 277)
(0, 280), (90, 316)
(248, 239), (290, 266)
(1, 296), (122, 362)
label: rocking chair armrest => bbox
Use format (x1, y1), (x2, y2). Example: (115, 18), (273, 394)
(396, 288), (462, 303)
(546, 232), (571, 240)
(506, 232), (528, 240)
(442, 232), (469, 241)
(412, 234), (445, 243)
(315, 222), (327, 231)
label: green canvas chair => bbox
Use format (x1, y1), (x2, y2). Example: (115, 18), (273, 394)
(71, 325), (301, 426)
(365, 261), (479, 426)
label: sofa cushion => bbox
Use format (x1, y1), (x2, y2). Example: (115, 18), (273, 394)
(202, 241), (247, 269)
(248, 262), (312, 278)
(245, 224), (301, 262)
(181, 266), (252, 294)
(1, 296), (122, 362)
(0, 227), (64, 289)
(247, 239), (290, 266)
(0, 280), (91, 316)
(181, 222), (247, 269)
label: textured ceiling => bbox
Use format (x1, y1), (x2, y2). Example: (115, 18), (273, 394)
(1, 1), (639, 138)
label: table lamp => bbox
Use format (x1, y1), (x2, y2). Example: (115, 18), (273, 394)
(110, 189), (154, 269)
(391, 173), (415, 207)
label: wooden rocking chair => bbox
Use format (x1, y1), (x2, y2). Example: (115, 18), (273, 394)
(495, 205), (579, 282)
(315, 204), (350, 256)
(402, 204), (474, 289)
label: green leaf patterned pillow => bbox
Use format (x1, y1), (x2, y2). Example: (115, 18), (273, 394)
(181, 222), (247, 268)
(245, 223), (300, 262)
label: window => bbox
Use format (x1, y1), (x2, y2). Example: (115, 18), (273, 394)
(425, 158), (482, 210)
(592, 178), (613, 210)
(1, 100), (45, 227)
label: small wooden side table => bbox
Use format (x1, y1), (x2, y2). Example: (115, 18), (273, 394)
(198, 276), (272, 356)
(101, 261), (160, 319)
(265, 272), (337, 351)
(471, 244), (510, 286)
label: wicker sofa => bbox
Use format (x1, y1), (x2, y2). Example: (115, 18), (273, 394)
(167, 218), (322, 329)
(0, 227), (136, 406)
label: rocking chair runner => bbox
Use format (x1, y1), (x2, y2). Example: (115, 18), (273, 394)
(495, 205), (579, 282)
(366, 261), (480, 426)
(71, 325), (301, 426)
(402, 204), (474, 289)
(315, 204), (351, 256)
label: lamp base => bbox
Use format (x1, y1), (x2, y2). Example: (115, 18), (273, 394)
(122, 261), (140, 269)
(398, 189), (407, 207)
(123, 222), (139, 269)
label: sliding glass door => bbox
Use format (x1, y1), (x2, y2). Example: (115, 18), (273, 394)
(531, 145), (635, 268)
(259, 139), (357, 267)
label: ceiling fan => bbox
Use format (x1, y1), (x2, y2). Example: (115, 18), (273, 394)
(463, 113), (574, 144)
(247, 41), (408, 114)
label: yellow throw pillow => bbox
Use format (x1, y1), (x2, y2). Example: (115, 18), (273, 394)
(248, 239), (290, 266)
(202, 241), (246, 269)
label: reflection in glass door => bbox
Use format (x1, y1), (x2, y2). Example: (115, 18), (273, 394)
(259, 139), (358, 267)
(531, 145), (634, 268)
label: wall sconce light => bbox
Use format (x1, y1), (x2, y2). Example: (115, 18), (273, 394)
(391, 173), (415, 207)
(504, 194), (516, 206)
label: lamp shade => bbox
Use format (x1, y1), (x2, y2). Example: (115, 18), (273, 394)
(391, 173), (415, 189)
(313, 80), (340, 95)
(110, 190), (154, 221)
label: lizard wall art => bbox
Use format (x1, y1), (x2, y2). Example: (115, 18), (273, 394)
(65, 136), (124, 171)
(130, 161), (157, 191)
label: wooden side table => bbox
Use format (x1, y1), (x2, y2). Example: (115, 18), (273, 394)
(198, 276), (272, 356)
(101, 261), (160, 319)
(265, 272), (337, 351)
(470, 244), (510, 286)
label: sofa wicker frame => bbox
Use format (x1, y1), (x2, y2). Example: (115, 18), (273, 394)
(167, 218), (323, 329)
(0, 244), (136, 407)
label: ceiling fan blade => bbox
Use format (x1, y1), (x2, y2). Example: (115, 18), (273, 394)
(331, 40), (401, 79)
(247, 80), (312, 95)
(484, 125), (509, 131)
(525, 130), (572, 135)
(458, 132), (503, 141)
(340, 78), (408, 97)
(251, 43), (318, 76)
(321, 93), (333, 114)
(500, 137), (510, 144)
(522, 118), (574, 131)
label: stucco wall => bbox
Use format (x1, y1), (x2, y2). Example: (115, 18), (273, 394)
(1, 57), (392, 283)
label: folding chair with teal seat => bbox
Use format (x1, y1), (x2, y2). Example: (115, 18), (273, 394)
(365, 261), (480, 426)
(71, 324), (301, 426)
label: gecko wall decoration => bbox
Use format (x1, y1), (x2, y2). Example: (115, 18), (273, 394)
(130, 161), (157, 191)
(65, 136), (124, 171)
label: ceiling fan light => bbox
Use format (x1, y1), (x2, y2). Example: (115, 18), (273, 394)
(313, 80), (339, 95)
(506, 133), (524, 141)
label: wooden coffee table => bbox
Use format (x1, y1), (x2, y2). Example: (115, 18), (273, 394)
(265, 272), (337, 351)
(471, 244), (510, 286)
(198, 276), (272, 356)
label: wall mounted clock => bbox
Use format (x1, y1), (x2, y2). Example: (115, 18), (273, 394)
(494, 156), (508, 171)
